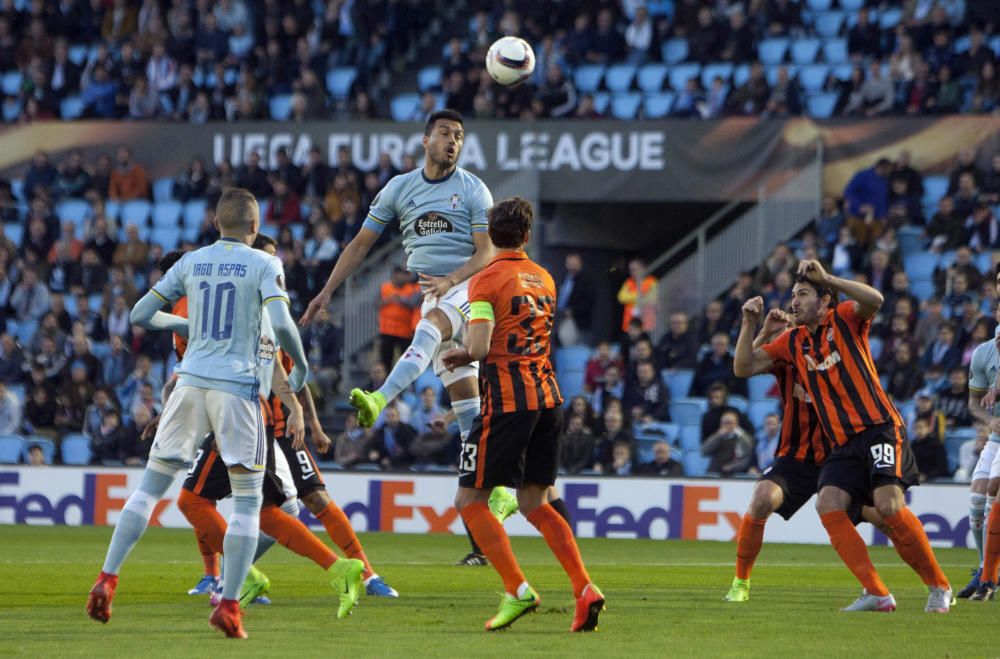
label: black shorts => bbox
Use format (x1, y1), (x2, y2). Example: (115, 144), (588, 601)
(458, 407), (563, 490)
(760, 457), (821, 521)
(182, 432), (287, 507)
(817, 423), (920, 508)
(274, 433), (326, 497)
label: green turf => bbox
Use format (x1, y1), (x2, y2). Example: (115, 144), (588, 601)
(1, 526), (997, 657)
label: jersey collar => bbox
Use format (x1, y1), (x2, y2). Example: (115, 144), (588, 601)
(421, 167), (456, 185)
(218, 237), (247, 245)
(492, 250), (527, 263)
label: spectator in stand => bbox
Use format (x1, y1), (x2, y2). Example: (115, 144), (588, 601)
(593, 405), (634, 473)
(953, 172), (981, 220)
(764, 270), (793, 311)
(911, 388), (948, 440)
(698, 75), (730, 118)
(726, 62), (770, 115)
(672, 77), (705, 117)
(0, 381), (21, 434)
(936, 65), (963, 114)
(845, 61), (894, 117)
(948, 148), (983, 193)
(299, 307), (341, 406)
(922, 321), (963, 371)
(365, 404), (416, 469)
(721, 9), (754, 63)
(102, 334), (133, 387)
(89, 407), (128, 462)
(883, 271), (919, 322)
(656, 311), (700, 369)
(584, 341), (623, 394)
(955, 423), (989, 482)
(236, 151), (273, 199)
(332, 412), (367, 467)
(887, 175), (923, 226)
(25, 442), (48, 466)
(556, 252), (596, 346)
(560, 413), (596, 475)
(23, 386), (58, 438)
(106, 295), (131, 340)
(962, 318), (992, 366)
(103, 265), (138, 308)
(935, 245), (983, 295)
(814, 197), (846, 248)
(848, 8), (882, 59)
(173, 157), (209, 201)
(609, 441), (635, 476)
(376, 266), (418, 379)
(265, 179), (302, 227)
(701, 382), (755, 440)
(0, 334), (23, 383)
(567, 396), (599, 435)
(863, 248), (895, 294)
(10, 268), (50, 322)
(408, 416), (455, 468)
(691, 332), (746, 397)
(696, 299), (727, 346)
(117, 354), (162, 413)
(617, 258), (657, 334)
(55, 150), (92, 199)
(112, 225), (149, 270)
(966, 202), (999, 251)
(634, 440), (684, 477)
(980, 154), (1000, 204)
(702, 410), (755, 477)
(843, 157), (892, 248)
(409, 386), (445, 436)
(592, 363), (626, 417)
(936, 366), (974, 428)
(915, 297), (946, 351)
(943, 272), (976, 319)
(564, 13), (594, 66)
(910, 417), (951, 482)
(624, 5), (653, 65)
(24, 151), (58, 201)
(108, 147), (149, 201)
(763, 66), (802, 117)
(755, 242), (798, 290)
(689, 6), (721, 64)
(84, 216), (117, 266)
(624, 360), (671, 424)
(755, 413), (781, 471)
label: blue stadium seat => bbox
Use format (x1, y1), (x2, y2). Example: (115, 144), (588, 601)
(557, 370), (585, 402)
(152, 201), (182, 227)
(728, 395), (749, 413)
(748, 374), (776, 401)
(791, 38), (822, 65)
(869, 336), (883, 362)
(732, 63), (751, 87)
(2, 98), (21, 123)
(669, 62), (701, 91)
(417, 66), (442, 92)
(257, 199), (270, 224)
(954, 35), (971, 54)
(555, 346), (591, 373)
(257, 222), (278, 240)
(977, 251), (993, 274)
(1, 71), (22, 96)
(683, 450), (711, 477)
(748, 400), (780, 429)
(938, 249), (958, 270)
(806, 0), (832, 10)
(4, 222), (23, 246)
(637, 63), (669, 92)
(10, 178), (24, 202)
(104, 200), (121, 221)
(661, 38), (689, 65)
(326, 67), (358, 100)
(592, 92), (611, 115)
(664, 369), (695, 400)
(758, 38), (789, 66)
(290, 223), (306, 243)
(182, 223), (200, 244)
(839, 0), (864, 10)
(878, 7), (902, 29)
(643, 92), (675, 118)
(823, 39), (849, 64)
(60, 95), (85, 119)
(605, 64), (637, 92)
(22, 437), (55, 464)
(574, 65), (606, 93)
(766, 65), (797, 87)
(830, 63), (855, 81)
(0, 435), (22, 464)
(679, 425), (701, 451)
(700, 62), (733, 88)
(910, 280), (935, 302)
(183, 199), (208, 227)
(353, 463), (383, 472)
(269, 94), (293, 120)
(990, 36), (1000, 57)
(922, 175), (949, 208)
(61, 434), (92, 465)
(150, 226), (179, 250)
(390, 93), (420, 122)
(897, 225), (925, 258)
(798, 64), (829, 92)
(68, 44), (88, 66)
(903, 252), (939, 282)
(120, 200), (151, 227)
(610, 92), (641, 119)
(806, 92), (838, 118)
(669, 398), (707, 426)
(814, 11), (845, 38)
(55, 198), (90, 226)
(13, 319), (38, 346)
(152, 177), (175, 203)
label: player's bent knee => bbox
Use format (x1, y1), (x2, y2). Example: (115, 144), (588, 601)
(425, 307), (455, 342)
(972, 478), (989, 495)
(989, 478), (1000, 497)
(301, 490), (330, 510)
(815, 486), (850, 515)
(515, 485), (546, 517)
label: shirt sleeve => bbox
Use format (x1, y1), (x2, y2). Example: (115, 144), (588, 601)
(259, 255), (290, 306)
(761, 328), (794, 364)
(362, 177), (398, 235)
(151, 254), (186, 302)
(468, 178), (493, 233)
(468, 272), (496, 325)
(836, 299), (870, 335)
(969, 345), (989, 391)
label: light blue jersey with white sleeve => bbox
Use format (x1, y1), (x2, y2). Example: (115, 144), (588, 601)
(969, 328), (1000, 443)
(150, 237), (289, 401)
(362, 166), (492, 276)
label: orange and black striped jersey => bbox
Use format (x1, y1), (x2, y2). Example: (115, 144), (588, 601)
(763, 301), (903, 445)
(468, 250), (562, 415)
(172, 297), (188, 360)
(268, 350), (295, 438)
(773, 364), (830, 464)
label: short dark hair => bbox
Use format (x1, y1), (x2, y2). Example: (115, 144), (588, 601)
(487, 196), (533, 249)
(252, 233), (277, 251)
(158, 250), (184, 272)
(424, 109), (464, 135)
(794, 274), (833, 303)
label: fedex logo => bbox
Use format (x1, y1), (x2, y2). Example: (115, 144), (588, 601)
(0, 473), (171, 526)
(304, 480), (461, 534)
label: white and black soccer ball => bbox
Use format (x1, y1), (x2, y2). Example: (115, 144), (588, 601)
(485, 36), (535, 86)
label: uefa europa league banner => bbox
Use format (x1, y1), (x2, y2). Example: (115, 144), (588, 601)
(1, 117), (999, 201)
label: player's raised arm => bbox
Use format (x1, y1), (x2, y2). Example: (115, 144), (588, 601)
(734, 296), (777, 377)
(130, 260), (189, 334)
(753, 308), (792, 350)
(798, 258), (883, 320)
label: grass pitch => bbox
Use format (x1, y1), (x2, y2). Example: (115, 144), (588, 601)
(2, 526), (998, 657)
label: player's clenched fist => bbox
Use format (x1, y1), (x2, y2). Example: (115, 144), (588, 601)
(797, 259), (828, 284)
(741, 296), (764, 322)
(762, 307), (791, 335)
(441, 347), (474, 371)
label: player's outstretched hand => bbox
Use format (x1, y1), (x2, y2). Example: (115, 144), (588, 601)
(141, 415), (160, 442)
(287, 406), (306, 450)
(418, 273), (453, 300)
(441, 347), (473, 371)
(741, 296), (764, 323)
(299, 291), (329, 326)
(797, 259), (828, 284)
(311, 425), (332, 453)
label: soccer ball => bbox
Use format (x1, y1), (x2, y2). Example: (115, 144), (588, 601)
(485, 36), (535, 86)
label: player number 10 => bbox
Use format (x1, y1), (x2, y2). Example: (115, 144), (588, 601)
(198, 281), (236, 341)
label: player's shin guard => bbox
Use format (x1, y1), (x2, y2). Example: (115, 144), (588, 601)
(884, 508), (950, 589)
(315, 501), (374, 579)
(820, 511), (890, 597)
(101, 460), (180, 575)
(461, 501), (527, 596)
(981, 503), (1000, 583)
(971, 493), (987, 565)
(220, 472), (264, 602)
(526, 503), (591, 598)
(376, 320), (441, 402)
(735, 515), (767, 580)
(259, 505), (337, 570)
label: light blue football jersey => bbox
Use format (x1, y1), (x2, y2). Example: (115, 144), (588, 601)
(362, 166), (493, 276)
(151, 237), (288, 400)
(969, 328), (1000, 443)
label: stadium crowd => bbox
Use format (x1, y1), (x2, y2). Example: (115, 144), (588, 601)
(2, 0), (1000, 123)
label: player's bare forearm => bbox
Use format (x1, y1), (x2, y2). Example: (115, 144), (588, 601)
(735, 302), (773, 377)
(753, 309), (789, 350)
(465, 321), (492, 361)
(296, 383), (321, 433)
(969, 389), (994, 425)
(272, 360), (303, 417)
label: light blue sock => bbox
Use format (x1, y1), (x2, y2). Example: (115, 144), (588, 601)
(452, 397), (480, 438)
(971, 492), (987, 566)
(376, 320), (441, 403)
(221, 471), (263, 601)
(252, 498), (299, 562)
(102, 460), (180, 575)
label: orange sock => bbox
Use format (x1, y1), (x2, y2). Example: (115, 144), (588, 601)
(196, 533), (220, 577)
(315, 501), (374, 579)
(461, 501), (526, 596)
(178, 489), (226, 555)
(820, 511), (890, 597)
(884, 528), (930, 585)
(525, 503), (590, 598)
(735, 515), (767, 580)
(979, 504), (1000, 584)
(884, 508), (950, 589)
(260, 505), (337, 570)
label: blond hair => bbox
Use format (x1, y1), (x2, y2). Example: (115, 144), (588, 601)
(215, 188), (259, 234)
